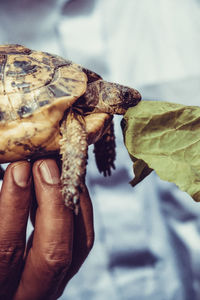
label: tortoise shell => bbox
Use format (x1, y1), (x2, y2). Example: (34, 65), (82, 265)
(0, 44), (92, 162)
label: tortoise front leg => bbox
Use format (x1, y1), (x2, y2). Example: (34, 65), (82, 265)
(60, 110), (88, 215)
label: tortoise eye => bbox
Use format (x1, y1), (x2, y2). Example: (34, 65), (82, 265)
(124, 91), (130, 100)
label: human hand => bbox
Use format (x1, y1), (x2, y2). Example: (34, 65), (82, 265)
(0, 159), (94, 300)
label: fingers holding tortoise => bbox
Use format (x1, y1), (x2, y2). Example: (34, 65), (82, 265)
(14, 159), (94, 300)
(0, 161), (32, 299)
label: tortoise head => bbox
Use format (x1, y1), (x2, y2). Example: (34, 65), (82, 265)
(78, 80), (141, 115)
(102, 82), (142, 114)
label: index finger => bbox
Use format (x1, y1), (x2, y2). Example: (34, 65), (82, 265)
(0, 161), (32, 298)
(14, 159), (74, 300)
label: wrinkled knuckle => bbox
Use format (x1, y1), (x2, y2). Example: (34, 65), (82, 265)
(45, 258), (72, 277)
(43, 246), (72, 274)
(0, 241), (24, 269)
(45, 256), (72, 272)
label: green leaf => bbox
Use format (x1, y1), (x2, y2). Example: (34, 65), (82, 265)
(122, 100), (200, 201)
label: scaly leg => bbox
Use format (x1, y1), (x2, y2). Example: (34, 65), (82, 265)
(93, 120), (116, 176)
(60, 110), (88, 214)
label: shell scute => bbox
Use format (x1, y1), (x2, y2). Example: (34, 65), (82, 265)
(5, 54), (54, 94)
(0, 50), (87, 124)
(30, 51), (70, 69)
(0, 44), (31, 55)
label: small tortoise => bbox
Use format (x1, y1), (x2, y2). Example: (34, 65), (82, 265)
(0, 44), (141, 213)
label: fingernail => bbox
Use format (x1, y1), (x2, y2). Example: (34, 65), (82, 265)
(12, 162), (31, 188)
(39, 160), (60, 185)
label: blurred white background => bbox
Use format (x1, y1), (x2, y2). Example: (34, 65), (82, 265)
(1, 0), (200, 299)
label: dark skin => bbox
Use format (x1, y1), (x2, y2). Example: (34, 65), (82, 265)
(0, 159), (94, 300)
